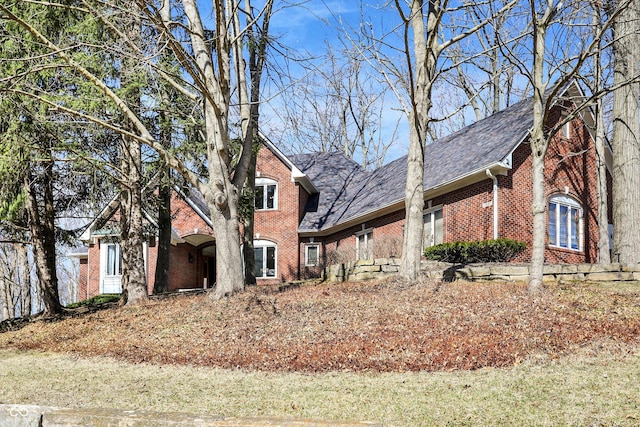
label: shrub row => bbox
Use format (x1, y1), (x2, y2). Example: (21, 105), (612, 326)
(424, 238), (526, 263)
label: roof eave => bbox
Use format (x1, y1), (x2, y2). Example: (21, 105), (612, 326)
(299, 160), (513, 237)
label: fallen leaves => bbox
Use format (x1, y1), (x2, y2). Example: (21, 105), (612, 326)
(0, 278), (639, 373)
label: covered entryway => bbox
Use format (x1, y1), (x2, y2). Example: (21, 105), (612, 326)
(201, 243), (216, 289)
(178, 233), (216, 290)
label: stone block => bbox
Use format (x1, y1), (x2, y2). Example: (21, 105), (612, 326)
(381, 265), (399, 273)
(354, 265), (382, 273)
(621, 264), (640, 273)
(559, 265), (578, 274)
(465, 266), (491, 277)
(490, 265), (529, 275)
(0, 405), (47, 427)
(576, 264), (605, 273)
(355, 259), (375, 267)
(543, 265), (564, 274)
(586, 272), (636, 282)
(426, 270), (445, 280)
(348, 272), (383, 282)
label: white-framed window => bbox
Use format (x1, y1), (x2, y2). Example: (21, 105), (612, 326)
(106, 243), (122, 276)
(548, 195), (582, 251)
(356, 229), (373, 260)
(254, 239), (277, 278)
(423, 207), (444, 248)
(255, 178), (277, 210)
(305, 244), (320, 266)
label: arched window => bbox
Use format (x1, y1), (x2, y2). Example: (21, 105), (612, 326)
(255, 178), (277, 210)
(548, 195), (582, 251)
(254, 239), (277, 278)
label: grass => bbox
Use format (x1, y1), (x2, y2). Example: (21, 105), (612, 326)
(1, 349), (639, 425)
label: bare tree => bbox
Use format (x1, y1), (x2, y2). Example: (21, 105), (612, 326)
(442, 0), (525, 126)
(359, 0), (515, 280)
(611, 0), (640, 263)
(498, 0), (630, 291)
(591, 3), (611, 264)
(0, 0), (275, 298)
(0, 243), (33, 320)
(279, 41), (399, 169)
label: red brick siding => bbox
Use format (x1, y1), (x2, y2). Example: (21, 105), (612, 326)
(499, 107), (599, 263)
(167, 242), (200, 290)
(171, 194), (215, 240)
(439, 181), (495, 242)
(86, 242), (101, 299)
(253, 146), (303, 284)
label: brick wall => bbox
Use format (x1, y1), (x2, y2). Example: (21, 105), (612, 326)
(86, 242), (101, 299)
(254, 146), (304, 284)
(499, 106), (599, 263)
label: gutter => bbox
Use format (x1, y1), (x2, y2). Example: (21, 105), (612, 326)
(299, 161), (512, 237)
(485, 169), (499, 240)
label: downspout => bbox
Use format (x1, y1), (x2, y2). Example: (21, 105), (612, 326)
(486, 169), (499, 240)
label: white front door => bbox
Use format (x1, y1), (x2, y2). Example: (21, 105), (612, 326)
(100, 242), (122, 294)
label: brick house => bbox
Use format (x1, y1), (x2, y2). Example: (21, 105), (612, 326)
(72, 81), (610, 299)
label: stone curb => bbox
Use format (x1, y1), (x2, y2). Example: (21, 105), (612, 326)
(0, 405), (382, 427)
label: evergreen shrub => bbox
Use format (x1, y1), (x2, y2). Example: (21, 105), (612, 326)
(423, 239), (526, 263)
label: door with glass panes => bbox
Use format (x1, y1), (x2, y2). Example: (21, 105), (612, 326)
(423, 208), (443, 248)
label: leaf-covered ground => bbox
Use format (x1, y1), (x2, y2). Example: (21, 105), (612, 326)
(1, 278), (639, 373)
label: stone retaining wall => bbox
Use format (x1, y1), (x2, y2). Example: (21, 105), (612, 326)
(0, 404), (381, 427)
(324, 258), (640, 284)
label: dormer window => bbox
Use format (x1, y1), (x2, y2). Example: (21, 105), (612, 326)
(255, 178), (277, 210)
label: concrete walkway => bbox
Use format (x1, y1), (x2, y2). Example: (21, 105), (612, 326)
(1, 404), (382, 427)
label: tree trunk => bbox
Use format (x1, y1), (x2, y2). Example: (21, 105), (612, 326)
(120, 135), (148, 304)
(207, 185), (244, 298)
(153, 0), (172, 295)
(153, 175), (171, 294)
(595, 96), (611, 264)
(1, 277), (11, 320)
(400, 112), (426, 280)
(529, 149), (546, 292)
(23, 169), (61, 316)
(118, 3), (148, 305)
(611, 2), (640, 263)
(242, 152), (257, 286)
(399, 0), (436, 281)
(18, 243), (31, 316)
(527, 9), (552, 293)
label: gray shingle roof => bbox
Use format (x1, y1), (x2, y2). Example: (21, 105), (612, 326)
(292, 95), (535, 233)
